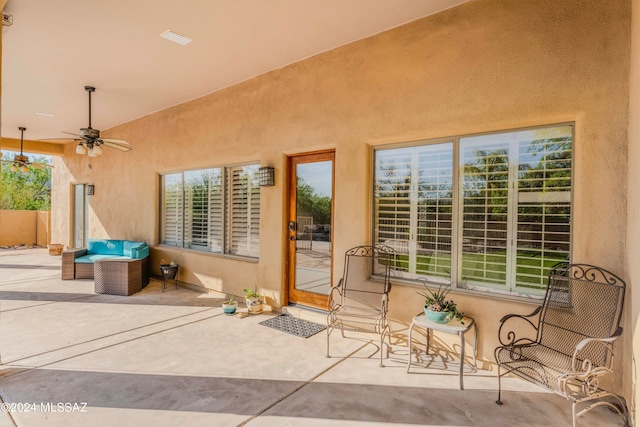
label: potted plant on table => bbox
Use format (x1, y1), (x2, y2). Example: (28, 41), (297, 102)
(243, 288), (264, 315)
(418, 282), (463, 324)
(222, 294), (238, 314)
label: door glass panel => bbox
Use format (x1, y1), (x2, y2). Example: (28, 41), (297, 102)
(294, 161), (332, 295)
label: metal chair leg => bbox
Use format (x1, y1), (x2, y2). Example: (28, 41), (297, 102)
(496, 364), (503, 405)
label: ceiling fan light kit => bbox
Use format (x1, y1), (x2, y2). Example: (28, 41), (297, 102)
(61, 86), (132, 157)
(1, 126), (54, 172)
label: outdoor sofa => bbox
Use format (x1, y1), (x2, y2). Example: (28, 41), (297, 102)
(62, 238), (150, 295)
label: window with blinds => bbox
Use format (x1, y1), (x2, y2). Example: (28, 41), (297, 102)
(208, 169), (224, 253)
(160, 163), (260, 259)
(460, 140), (510, 288)
(374, 144), (453, 282)
(373, 124), (572, 298)
(161, 173), (183, 247)
(184, 169), (213, 251)
(228, 165), (260, 257)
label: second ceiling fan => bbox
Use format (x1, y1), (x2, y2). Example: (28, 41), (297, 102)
(60, 86), (132, 157)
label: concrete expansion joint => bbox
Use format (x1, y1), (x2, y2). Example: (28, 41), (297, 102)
(236, 341), (371, 427)
(0, 394), (18, 427)
(0, 306), (223, 373)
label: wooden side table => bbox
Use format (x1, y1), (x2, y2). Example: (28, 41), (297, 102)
(407, 312), (477, 390)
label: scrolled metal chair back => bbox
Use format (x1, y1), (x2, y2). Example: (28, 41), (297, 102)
(339, 245), (394, 309)
(538, 263), (625, 368)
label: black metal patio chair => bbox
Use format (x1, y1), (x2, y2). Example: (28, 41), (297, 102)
(495, 263), (629, 427)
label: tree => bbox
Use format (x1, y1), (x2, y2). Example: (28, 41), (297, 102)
(296, 176), (331, 224)
(0, 153), (52, 210)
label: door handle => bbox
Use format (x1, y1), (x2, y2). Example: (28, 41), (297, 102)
(289, 236), (296, 241)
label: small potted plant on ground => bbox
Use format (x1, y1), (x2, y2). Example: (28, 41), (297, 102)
(222, 293), (238, 314)
(418, 282), (463, 324)
(243, 288), (264, 315)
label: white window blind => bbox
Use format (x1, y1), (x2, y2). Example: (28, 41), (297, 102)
(184, 170), (211, 250)
(208, 169), (224, 253)
(460, 140), (510, 288)
(373, 124), (572, 298)
(228, 165), (260, 257)
(160, 164), (260, 259)
(515, 128), (572, 291)
(161, 173), (183, 247)
(417, 145), (453, 279)
(374, 143), (453, 281)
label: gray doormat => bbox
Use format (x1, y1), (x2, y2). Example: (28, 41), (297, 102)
(259, 314), (326, 338)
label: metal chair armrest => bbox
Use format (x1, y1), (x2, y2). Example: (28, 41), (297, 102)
(327, 279), (344, 310)
(575, 334), (618, 352)
(498, 305), (542, 323)
(571, 329), (622, 373)
(497, 306), (542, 346)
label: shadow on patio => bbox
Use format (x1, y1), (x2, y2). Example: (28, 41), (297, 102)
(0, 249), (624, 426)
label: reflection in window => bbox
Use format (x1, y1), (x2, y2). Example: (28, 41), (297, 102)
(160, 164), (260, 259)
(374, 124), (572, 298)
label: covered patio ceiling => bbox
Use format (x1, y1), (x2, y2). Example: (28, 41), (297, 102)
(1, 0), (466, 154)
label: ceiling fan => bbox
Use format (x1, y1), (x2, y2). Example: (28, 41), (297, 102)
(1, 127), (54, 172)
(55, 86), (132, 157)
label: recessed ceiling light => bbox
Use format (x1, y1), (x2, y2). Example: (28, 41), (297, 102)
(36, 112), (55, 117)
(160, 30), (193, 46)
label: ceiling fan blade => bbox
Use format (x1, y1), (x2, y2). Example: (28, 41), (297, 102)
(39, 137), (80, 142)
(30, 162), (54, 169)
(101, 141), (132, 152)
(62, 131), (85, 138)
(100, 138), (131, 146)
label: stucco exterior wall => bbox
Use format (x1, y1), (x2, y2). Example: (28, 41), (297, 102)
(0, 210), (49, 246)
(629, 0), (640, 421)
(51, 0), (632, 399)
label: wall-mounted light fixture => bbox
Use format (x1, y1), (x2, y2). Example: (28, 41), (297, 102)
(258, 166), (275, 187)
(85, 184), (95, 196)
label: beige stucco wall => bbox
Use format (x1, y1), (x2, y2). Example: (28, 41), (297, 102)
(51, 0), (632, 399)
(629, 0), (640, 421)
(0, 210), (49, 246)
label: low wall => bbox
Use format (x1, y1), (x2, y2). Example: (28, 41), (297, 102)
(0, 210), (50, 247)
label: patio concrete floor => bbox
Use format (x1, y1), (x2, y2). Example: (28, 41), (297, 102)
(0, 249), (625, 426)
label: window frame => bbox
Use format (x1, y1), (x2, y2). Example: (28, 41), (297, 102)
(371, 123), (574, 301)
(159, 162), (261, 260)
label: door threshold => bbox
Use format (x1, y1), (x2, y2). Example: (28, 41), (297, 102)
(282, 304), (328, 323)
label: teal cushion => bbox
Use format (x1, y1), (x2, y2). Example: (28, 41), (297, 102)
(86, 239), (124, 256)
(132, 245), (149, 259)
(75, 254), (131, 264)
(123, 241), (148, 259)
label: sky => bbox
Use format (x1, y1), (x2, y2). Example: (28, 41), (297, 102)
(298, 160), (332, 197)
